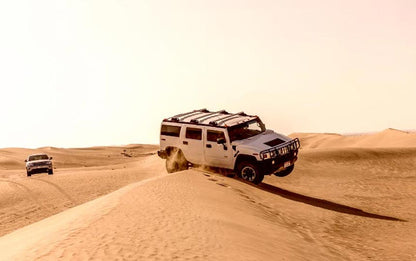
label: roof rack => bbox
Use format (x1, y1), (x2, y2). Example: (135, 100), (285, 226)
(192, 110), (229, 123)
(213, 112), (246, 125)
(164, 109), (255, 128)
(172, 109), (208, 119)
(178, 109), (210, 121)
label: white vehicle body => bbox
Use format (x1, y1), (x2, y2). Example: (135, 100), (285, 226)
(25, 153), (53, 176)
(158, 109), (300, 184)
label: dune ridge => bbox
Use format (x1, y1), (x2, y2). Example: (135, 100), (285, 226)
(290, 128), (416, 149)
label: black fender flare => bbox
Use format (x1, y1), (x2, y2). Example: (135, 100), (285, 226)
(234, 154), (258, 171)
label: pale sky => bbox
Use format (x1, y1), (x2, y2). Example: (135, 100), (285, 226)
(1, 0), (415, 148)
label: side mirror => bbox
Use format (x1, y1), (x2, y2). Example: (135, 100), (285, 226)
(50, 157), (53, 160)
(217, 138), (226, 144)
(24, 159), (27, 162)
(217, 138), (228, 150)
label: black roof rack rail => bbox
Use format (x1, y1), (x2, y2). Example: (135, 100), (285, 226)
(192, 110), (229, 122)
(217, 114), (244, 125)
(211, 113), (242, 126)
(165, 109), (251, 126)
(172, 109), (209, 119)
(172, 111), (196, 119)
(179, 109), (210, 121)
(192, 111), (218, 121)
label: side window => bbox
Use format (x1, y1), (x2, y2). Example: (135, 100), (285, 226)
(161, 125), (181, 137)
(186, 128), (202, 140)
(207, 130), (226, 142)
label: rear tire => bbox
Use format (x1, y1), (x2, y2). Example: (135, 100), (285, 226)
(165, 148), (188, 173)
(48, 169), (54, 175)
(274, 165), (294, 177)
(27, 170), (31, 177)
(238, 161), (264, 184)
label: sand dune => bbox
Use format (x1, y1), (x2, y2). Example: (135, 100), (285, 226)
(291, 128), (416, 149)
(0, 145), (160, 236)
(0, 130), (415, 260)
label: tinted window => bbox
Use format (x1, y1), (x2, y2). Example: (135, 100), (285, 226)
(228, 119), (266, 142)
(161, 125), (181, 137)
(186, 128), (202, 140)
(28, 155), (49, 161)
(207, 130), (226, 142)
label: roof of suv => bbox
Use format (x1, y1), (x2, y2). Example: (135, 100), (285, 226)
(28, 153), (49, 157)
(163, 109), (258, 128)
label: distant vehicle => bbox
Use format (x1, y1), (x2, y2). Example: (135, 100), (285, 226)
(25, 154), (53, 177)
(157, 109), (300, 184)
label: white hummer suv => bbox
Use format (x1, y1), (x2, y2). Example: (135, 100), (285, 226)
(157, 109), (300, 184)
(25, 153), (54, 177)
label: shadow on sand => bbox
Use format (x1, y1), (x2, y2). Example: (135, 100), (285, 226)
(197, 168), (405, 222)
(254, 182), (406, 222)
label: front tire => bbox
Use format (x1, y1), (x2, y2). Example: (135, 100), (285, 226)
(238, 161), (264, 184)
(274, 165), (294, 177)
(27, 170), (31, 177)
(48, 169), (54, 175)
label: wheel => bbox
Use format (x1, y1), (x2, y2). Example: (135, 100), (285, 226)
(274, 165), (294, 177)
(48, 169), (54, 175)
(166, 156), (179, 173)
(238, 161), (264, 184)
(165, 148), (188, 173)
(27, 170), (31, 177)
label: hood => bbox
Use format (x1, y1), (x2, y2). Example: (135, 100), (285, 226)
(231, 130), (292, 151)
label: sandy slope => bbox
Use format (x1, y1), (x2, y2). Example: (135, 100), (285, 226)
(1, 171), (330, 261)
(0, 145), (159, 236)
(291, 128), (416, 149)
(0, 131), (416, 260)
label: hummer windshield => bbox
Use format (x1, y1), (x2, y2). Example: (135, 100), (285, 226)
(228, 119), (266, 142)
(28, 155), (49, 161)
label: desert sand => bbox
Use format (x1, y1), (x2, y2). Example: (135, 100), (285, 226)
(0, 129), (415, 260)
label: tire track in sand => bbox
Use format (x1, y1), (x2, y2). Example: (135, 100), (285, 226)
(0, 179), (52, 214)
(31, 177), (76, 205)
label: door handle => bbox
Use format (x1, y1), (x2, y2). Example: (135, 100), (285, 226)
(183, 141), (188, 145)
(206, 144), (212, 148)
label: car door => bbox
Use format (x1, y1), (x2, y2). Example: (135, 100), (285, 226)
(204, 128), (233, 168)
(181, 127), (204, 165)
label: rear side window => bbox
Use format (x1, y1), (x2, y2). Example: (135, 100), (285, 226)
(207, 130), (226, 142)
(161, 125), (181, 137)
(186, 128), (202, 140)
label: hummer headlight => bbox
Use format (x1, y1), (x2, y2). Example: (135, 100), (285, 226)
(261, 152), (271, 159)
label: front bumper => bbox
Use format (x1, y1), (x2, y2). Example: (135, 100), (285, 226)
(27, 165), (53, 172)
(260, 138), (300, 160)
(259, 138), (300, 175)
(260, 155), (298, 175)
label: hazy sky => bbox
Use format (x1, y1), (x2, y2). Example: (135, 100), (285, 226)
(1, 0), (415, 148)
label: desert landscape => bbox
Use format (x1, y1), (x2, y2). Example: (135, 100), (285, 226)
(0, 129), (415, 260)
